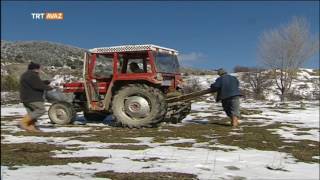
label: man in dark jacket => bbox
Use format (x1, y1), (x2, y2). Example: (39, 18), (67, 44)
(19, 62), (53, 132)
(210, 68), (241, 127)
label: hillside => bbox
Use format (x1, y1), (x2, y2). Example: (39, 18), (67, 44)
(1, 40), (85, 89)
(183, 69), (320, 101)
(1, 40), (319, 103)
(1, 40), (85, 68)
(1, 40), (213, 78)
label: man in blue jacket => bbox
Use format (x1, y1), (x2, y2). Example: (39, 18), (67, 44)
(210, 68), (241, 127)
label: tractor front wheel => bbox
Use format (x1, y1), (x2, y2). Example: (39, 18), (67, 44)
(48, 102), (76, 125)
(111, 84), (166, 128)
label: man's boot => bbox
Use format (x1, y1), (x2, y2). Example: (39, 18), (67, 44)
(28, 120), (42, 133)
(19, 115), (34, 132)
(231, 116), (239, 127)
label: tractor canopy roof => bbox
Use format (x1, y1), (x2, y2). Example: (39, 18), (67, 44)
(89, 44), (179, 55)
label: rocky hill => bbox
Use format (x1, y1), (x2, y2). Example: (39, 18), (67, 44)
(1, 40), (319, 104)
(1, 40), (87, 89)
(1, 40), (85, 68)
(1, 40), (213, 77)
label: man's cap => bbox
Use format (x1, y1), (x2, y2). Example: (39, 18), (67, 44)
(28, 62), (41, 70)
(215, 68), (227, 76)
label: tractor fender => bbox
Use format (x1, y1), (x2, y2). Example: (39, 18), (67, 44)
(104, 80), (114, 111)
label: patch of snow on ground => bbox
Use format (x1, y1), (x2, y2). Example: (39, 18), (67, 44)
(2, 146), (318, 180)
(241, 101), (319, 141)
(41, 127), (92, 133)
(191, 101), (211, 111)
(272, 128), (319, 142)
(1, 134), (70, 144)
(164, 138), (196, 144)
(1, 103), (26, 117)
(1, 99), (319, 179)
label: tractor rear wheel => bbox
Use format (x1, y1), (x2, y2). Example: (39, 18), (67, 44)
(48, 102), (76, 125)
(111, 84), (166, 128)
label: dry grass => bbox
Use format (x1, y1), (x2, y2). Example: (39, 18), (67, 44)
(1, 143), (106, 167)
(1, 107), (319, 168)
(94, 171), (198, 180)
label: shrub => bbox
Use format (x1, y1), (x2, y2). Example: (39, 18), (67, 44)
(310, 69), (320, 76)
(1, 75), (20, 91)
(286, 89), (304, 101)
(53, 61), (63, 67)
(182, 78), (202, 93)
(233, 65), (252, 73)
(240, 68), (271, 100)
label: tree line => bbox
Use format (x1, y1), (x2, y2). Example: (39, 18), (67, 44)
(236, 16), (319, 101)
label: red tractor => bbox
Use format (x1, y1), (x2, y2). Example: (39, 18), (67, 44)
(48, 44), (193, 127)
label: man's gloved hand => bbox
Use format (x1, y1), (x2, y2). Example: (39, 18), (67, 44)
(210, 83), (219, 92)
(43, 80), (51, 85)
(210, 83), (215, 90)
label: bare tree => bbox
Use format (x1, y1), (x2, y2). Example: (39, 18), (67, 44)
(310, 78), (320, 100)
(242, 68), (272, 100)
(258, 17), (319, 101)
